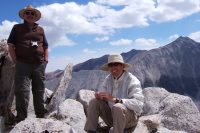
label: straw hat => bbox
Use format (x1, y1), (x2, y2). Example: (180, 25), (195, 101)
(100, 54), (132, 71)
(19, 5), (41, 21)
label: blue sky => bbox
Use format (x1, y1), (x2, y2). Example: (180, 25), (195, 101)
(0, 0), (200, 72)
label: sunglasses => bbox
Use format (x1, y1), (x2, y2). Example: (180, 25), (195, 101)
(108, 63), (122, 67)
(25, 11), (35, 16)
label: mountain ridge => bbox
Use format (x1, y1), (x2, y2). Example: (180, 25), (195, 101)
(72, 49), (146, 72)
(46, 37), (200, 103)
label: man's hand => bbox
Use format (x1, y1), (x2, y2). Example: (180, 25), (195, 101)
(97, 92), (116, 102)
(94, 92), (102, 99)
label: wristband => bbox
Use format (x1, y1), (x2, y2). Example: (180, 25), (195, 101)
(115, 98), (119, 103)
(12, 59), (17, 62)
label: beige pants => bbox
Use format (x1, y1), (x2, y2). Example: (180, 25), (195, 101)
(84, 98), (138, 133)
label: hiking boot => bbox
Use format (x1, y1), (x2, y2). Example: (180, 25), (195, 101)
(88, 131), (96, 133)
(14, 116), (25, 123)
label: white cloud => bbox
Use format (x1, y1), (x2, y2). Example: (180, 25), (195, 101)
(36, 2), (110, 48)
(95, 36), (109, 42)
(0, 20), (18, 39)
(150, 0), (200, 22)
(45, 29), (76, 48)
(38, 2), (108, 34)
(169, 34), (179, 39)
(35, 0), (155, 48)
(87, 41), (92, 44)
(93, 0), (155, 28)
(135, 38), (157, 46)
(96, 0), (152, 6)
(35, 0), (200, 46)
(1, 0), (200, 49)
(188, 31), (200, 42)
(82, 49), (97, 54)
(134, 38), (160, 50)
(110, 39), (132, 46)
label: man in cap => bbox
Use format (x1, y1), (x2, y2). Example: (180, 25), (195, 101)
(7, 5), (48, 123)
(84, 54), (144, 133)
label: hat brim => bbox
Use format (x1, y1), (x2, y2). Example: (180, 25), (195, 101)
(19, 8), (41, 21)
(100, 63), (132, 71)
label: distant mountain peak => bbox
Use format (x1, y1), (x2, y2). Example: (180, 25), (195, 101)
(164, 36), (199, 50)
(174, 36), (196, 43)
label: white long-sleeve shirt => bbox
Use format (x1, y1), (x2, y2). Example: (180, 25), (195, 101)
(100, 70), (144, 115)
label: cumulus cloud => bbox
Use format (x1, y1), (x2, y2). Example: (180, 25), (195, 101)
(134, 38), (159, 50)
(110, 39), (132, 46)
(93, 0), (154, 28)
(188, 31), (200, 42)
(44, 28), (76, 48)
(36, 0), (200, 47)
(38, 2), (108, 34)
(135, 38), (157, 46)
(97, 0), (153, 6)
(82, 49), (97, 54)
(95, 36), (109, 42)
(169, 34), (179, 39)
(1, 0), (200, 48)
(149, 0), (200, 22)
(0, 20), (18, 39)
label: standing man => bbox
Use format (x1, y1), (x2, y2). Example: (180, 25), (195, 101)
(84, 54), (144, 133)
(7, 5), (48, 122)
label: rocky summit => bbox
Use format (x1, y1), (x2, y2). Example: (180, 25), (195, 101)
(0, 37), (200, 133)
(1, 63), (200, 133)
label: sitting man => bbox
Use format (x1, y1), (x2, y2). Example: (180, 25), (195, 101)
(84, 54), (144, 133)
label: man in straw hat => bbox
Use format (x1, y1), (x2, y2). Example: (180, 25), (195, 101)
(7, 5), (48, 123)
(84, 54), (144, 133)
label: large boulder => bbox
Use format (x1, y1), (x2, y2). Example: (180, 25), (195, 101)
(57, 99), (86, 133)
(77, 89), (95, 116)
(0, 39), (15, 124)
(133, 114), (187, 133)
(10, 118), (76, 133)
(142, 87), (170, 115)
(142, 87), (200, 133)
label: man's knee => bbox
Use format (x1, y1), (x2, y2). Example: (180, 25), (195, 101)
(89, 98), (98, 104)
(88, 98), (100, 108)
(112, 103), (125, 110)
(111, 103), (126, 115)
(86, 98), (101, 116)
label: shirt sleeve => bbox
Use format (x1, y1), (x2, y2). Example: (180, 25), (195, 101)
(7, 26), (16, 45)
(122, 75), (144, 115)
